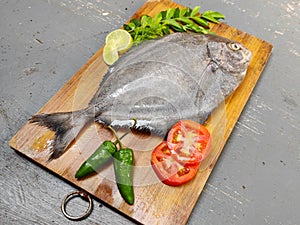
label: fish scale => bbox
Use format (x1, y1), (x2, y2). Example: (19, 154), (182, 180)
(29, 32), (252, 159)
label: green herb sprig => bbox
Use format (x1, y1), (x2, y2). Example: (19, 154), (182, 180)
(123, 6), (225, 45)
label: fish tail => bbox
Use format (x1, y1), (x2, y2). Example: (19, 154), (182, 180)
(29, 110), (92, 160)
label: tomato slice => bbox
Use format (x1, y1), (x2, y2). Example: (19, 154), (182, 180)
(167, 120), (211, 165)
(151, 141), (200, 186)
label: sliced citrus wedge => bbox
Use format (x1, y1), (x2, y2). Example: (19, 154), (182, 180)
(103, 44), (119, 65)
(105, 29), (133, 54)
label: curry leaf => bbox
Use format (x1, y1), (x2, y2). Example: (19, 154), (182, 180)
(163, 19), (183, 30)
(153, 12), (162, 25)
(185, 7), (192, 17)
(160, 10), (167, 20)
(203, 10), (225, 19)
(131, 18), (141, 27)
(173, 8), (180, 18)
(162, 26), (171, 35)
(201, 10), (225, 23)
(123, 24), (132, 32)
(191, 6), (200, 17)
(186, 24), (210, 34)
(179, 8), (187, 17)
(166, 8), (175, 19)
(176, 17), (195, 25)
(192, 16), (209, 28)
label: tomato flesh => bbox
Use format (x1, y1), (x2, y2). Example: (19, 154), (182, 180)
(151, 120), (212, 186)
(167, 120), (211, 165)
(151, 142), (200, 186)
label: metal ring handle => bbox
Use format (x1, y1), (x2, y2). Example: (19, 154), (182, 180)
(61, 190), (93, 221)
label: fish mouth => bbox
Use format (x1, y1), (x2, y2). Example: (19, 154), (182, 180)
(243, 48), (252, 64)
(241, 49), (253, 74)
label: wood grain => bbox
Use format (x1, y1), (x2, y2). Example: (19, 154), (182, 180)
(9, 0), (273, 224)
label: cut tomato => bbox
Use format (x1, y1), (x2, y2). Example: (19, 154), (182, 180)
(167, 120), (211, 165)
(151, 141), (200, 186)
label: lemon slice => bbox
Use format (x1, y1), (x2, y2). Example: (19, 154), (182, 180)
(103, 44), (119, 65)
(103, 29), (133, 65)
(105, 29), (133, 54)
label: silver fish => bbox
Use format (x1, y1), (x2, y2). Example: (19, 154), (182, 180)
(30, 33), (252, 159)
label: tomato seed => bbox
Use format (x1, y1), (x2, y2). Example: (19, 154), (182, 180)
(157, 157), (165, 162)
(162, 147), (171, 155)
(177, 167), (190, 176)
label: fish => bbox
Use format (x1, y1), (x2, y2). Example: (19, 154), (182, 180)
(29, 32), (252, 160)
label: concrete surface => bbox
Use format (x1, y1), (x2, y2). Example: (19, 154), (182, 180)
(0, 0), (299, 224)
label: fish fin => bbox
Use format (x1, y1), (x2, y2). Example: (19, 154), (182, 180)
(29, 111), (91, 160)
(194, 60), (221, 123)
(131, 125), (152, 137)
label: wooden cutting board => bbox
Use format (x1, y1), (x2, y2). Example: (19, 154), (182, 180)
(9, 0), (273, 224)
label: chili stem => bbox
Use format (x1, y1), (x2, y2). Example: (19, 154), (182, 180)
(119, 118), (138, 140)
(108, 126), (123, 149)
(108, 118), (138, 149)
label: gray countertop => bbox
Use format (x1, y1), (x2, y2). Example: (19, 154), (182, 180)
(1, 0), (299, 224)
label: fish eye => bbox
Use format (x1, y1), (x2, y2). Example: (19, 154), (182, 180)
(228, 43), (241, 51)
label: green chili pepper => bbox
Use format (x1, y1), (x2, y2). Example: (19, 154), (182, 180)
(75, 141), (117, 178)
(113, 148), (134, 205)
